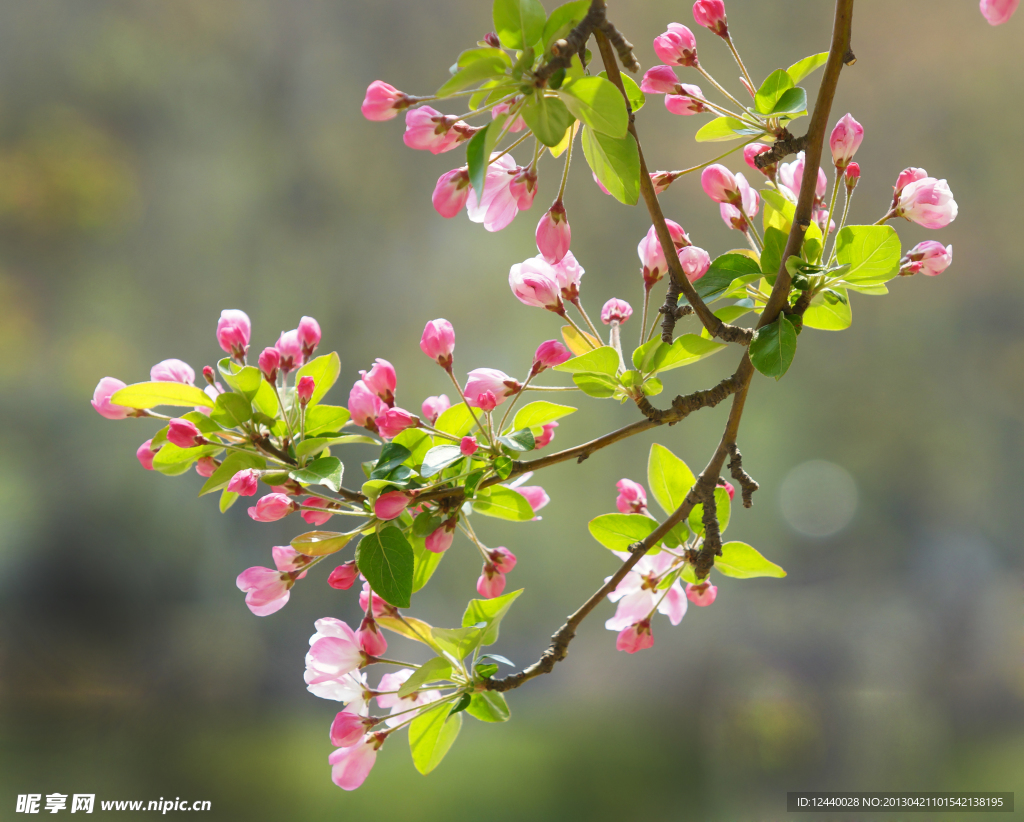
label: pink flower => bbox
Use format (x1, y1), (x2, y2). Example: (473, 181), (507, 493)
(150, 359), (195, 384)
(701, 164), (739, 203)
(374, 491), (409, 521)
(477, 564), (506, 598)
(491, 100), (527, 132)
(653, 23), (698, 66)
(637, 220), (690, 288)
(432, 167), (472, 218)
(361, 80), (411, 121)
(534, 421), (558, 449)
(744, 143), (773, 175)
(981, 0), (1019, 25)
(460, 436), (478, 457)
(518, 485), (549, 513)
(247, 493), (295, 522)
(357, 615), (388, 657)
(297, 375), (316, 405)
(421, 394), (450, 423)
(258, 347), (280, 382)
(328, 562), (358, 590)
(900, 241), (953, 277)
(509, 167), (538, 210)
(464, 368), (520, 408)
(640, 64), (682, 95)
(693, 0), (728, 36)
(359, 582), (397, 618)
(778, 152), (827, 202)
(894, 167), (928, 199)
(348, 380), (387, 430)
(509, 257), (563, 312)
(829, 113), (864, 169)
(533, 340), (571, 372)
(298, 316), (321, 359)
(91, 377), (130, 420)
(403, 106), (463, 154)
(720, 204), (746, 232)
(376, 669), (441, 726)
(194, 457), (218, 477)
(216, 309), (251, 360)
(665, 85), (707, 115)
(272, 545), (310, 575)
(420, 319), (455, 368)
(606, 552), (687, 631)
(425, 522), (456, 553)
(679, 245), (711, 282)
(536, 202), (571, 264)
(275, 329), (304, 373)
(616, 620), (655, 653)
(330, 712), (376, 749)
(616, 478), (647, 514)
(601, 298), (633, 325)
(466, 153), (520, 232)
(302, 496), (335, 526)
(137, 439), (157, 470)
(476, 391), (498, 412)
(228, 468), (260, 497)
(236, 566), (292, 616)
(551, 250), (585, 302)
(306, 618), (364, 678)
(375, 407), (417, 439)
(167, 418), (202, 449)
(845, 162), (861, 189)
(489, 546), (517, 573)
(717, 479), (735, 501)
(360, 359), (396, 406)
(686, 581), (718, 606)
(305, 659), (368, 706)
(895, 177), (958, 229)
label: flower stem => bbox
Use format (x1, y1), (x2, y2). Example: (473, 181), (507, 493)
(725, 36), (757, 97)
(446, 370), (488, 442)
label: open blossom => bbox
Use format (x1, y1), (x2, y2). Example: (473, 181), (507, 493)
(403, 106), (465, 154)
(829, 113), (864, 169)
(307, 665), (369, 709)
(328, 562), (358, 590)
(900, 241), (953, 277)
(653, 23), (698, 66)
(509, 167), (538, 210)
(778, 152), (828, 202)
(616, 479), (647, 514)
(216, 309), (251, 360)
(601, 298), (633, 324)
(534, 421), (558, 448)
(477, 563), (507, 598)
(509, 258), (563, 312)
(686, 581), (718, 606)
(361, 80), (411, 121)
(307, 618), (365, 681)
(137, 439), (157, 470)
(357, 615), (387, 657)
(258, 347), (280, 382)
(638, 220), (690, 288)
(640, 64), (682, 95)
(167, 418), (202, 449)
(551, 250), (584, 302)
(420, 319), (455, 368)
(536, 202), (571, 263)
(374, 491), (409, 521)
(421, 394), (450, 423)
(227, 468), (260, 497)
(302, 496), (334, 526)
(248, 493), (295, 522)
(665, 85), (707, 115)
(466, 153), (520, 232)
(360, 359), (396, 406)
(376, 407), (417, 439)
(980, 0), (1019, 25)
(150, 359), (194, 384)
(432, 167), (472, 218)
(616, 620), (655, 653)
(349, 380), (387, 430)
(518, 485), (550, 514)
(533, 340), (571, 372)
(236, 566), (292, 616)
(693, 0), (728, 36)
(895, 177), (958, 229)
(464, 368), (520, 408)
(92, 377), (130, 420)
(679, 245), (711, 282)
(606, 553), (687, 631)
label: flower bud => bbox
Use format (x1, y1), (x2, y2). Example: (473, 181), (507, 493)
(375, 407), (417, 439)
(275, 329), (304, 373)
(151, 359), (195, 384)
(460, 436), (479, 457)
(359, 359), (396, 406)
(216, 309), (251, 360)
(534, 421), (558, 449)
(419, 319), (455, 369)
(374, 491), (409, 521)
(298, 316), (321, 359)
(425, 521), (456, 553)
(329, 736), (380, 791)
(518, 485), (549, 514)
(195, 456), (218, 478)
(692, 0), (728, 37)
(361, 80), (412, 121)
(489, 546), (517, 573)
(432, 168), (472, 218)
(685, 581), (718, 606)
(464, 368), (520, 408)
(91, 377), (130, 420)
(717, 478), (736, 501)
(258, 347), (280, 383)
(679, 245), (711, 282)
(297, 376), (316, 406)
(272, 545), (309, 575)
(700, 164), (739, 204)
(357, 615), (388, 657)
(551, 250), (584, 302)
(616, 619), (654, 653)
(509, 167), (538, 210)
(330, 711), (374, 749)
(167, 418), (202, 449)
(247, 493), (295, 522)
(665, 84), (707, 115)
(420, 394), (450, 424)
(476, 391), (498, 412)
(301, 496), (334, 526)
(137, 439), (157, 470)
(844, 162), (860, 190)
(616, 478), (647, 514)
(650, 171), (676, 194)
(202, 365), (216, 385)
(535, 202), (571, 264)
(509, 258), (564, 312)
(637, 220), (690, 289)
(348, 380), (386, 431)
(328, 561), (359, 590)
(477, 564), (506, 599)
(893, 167), (927, 200)
(483, 32), (501, 48)
(895, 177), (958, 229)
(601, 298), (633, 325)
(900, 241), (953, 277)
(652, 23), (698, 67)
(533, 340), (571, 373)
(640, 65), (682, 95)
(228, 468), (260, 496)
(744, 143), (774, 177)
(403, 106), (464, 154)
(829, 113), (864, 170)
(359, 582), (397, 618)
(980, 0), (1019, 25)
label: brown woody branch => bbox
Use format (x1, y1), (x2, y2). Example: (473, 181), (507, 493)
(634, 372), (743, 425)
(754, 130), (808, 169)
(535, 0), (638, 84)
(727, 443), (759, 508)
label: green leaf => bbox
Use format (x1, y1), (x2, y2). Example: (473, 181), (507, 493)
(295, 435), (375, 459)
(420, 445), (464, 478)
(688, 487), (732, 536)
(716, 541), (787, 578)
(110, 381), (214, 410)
(291, 530), (355, 558)
(295, 352), (340, 408)
(695, 117), (762, 142)
(209, 392), (252, 428)
(492, 0), (546, 50)
(835, 225), (901, 285)
(434, 404), (478, 439)
(786, 52), (828, 84)
(393, 429), (433, 469)
(803, 288), (852, 330)
(497, 428), (535, 452)
(458, 46), (514, 70)
(493, 456), (513, 479)
(304, 405), (350, 436)
(437, 55), (509, 98)
(632, 335), (726, 376)
(372, 443), (413, 478)
(768, 86), (807, 116)
(749, 316), (797, 380)
(557, 76), (628, 137)
(355, 527), (414, 608)
(152, 442), (220, 469)
(462, 588), (523, 646)
(289, 456), (344, 492)
(217, 359), (262, 399)
(409, 701), (463, 775)
(473, 487), (534, 521)
(588, 513), (659, 552)
(520, 94), (573, 147)
(754, 69), (794, 115)
(512, 401), (576, 431)
(542, 0), (590, 49)
(398, 657), (453, 698)
(580, 126), (640, 205)
(219, 489), (238, 512)
(762, 189), (796, 234)
(648, 443), (696, 517)
(553, 345), (618, 376)
(199, 451), (265, 496)
(413, 539), (445, 593)
(448, 693), (472, 717)
(688, 252), (764, 304)
(251, 381), (279, 418)
(761, 226), (788, 279)
(572, 372), (618, 398)
(598, 70), (644, 112)
(467, 691), (511, 722)
(467, 117), (506, 199)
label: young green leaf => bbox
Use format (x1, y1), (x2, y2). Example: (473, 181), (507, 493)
(436, 55), (509, 98)
(580, 126), (640, 205)
(512, 401), (577, 430)
(217, 359), (262, 399)
(834, 225), (901, 285)
(209, 392), (252, 428)
(392, 429), (432, 468)
(420, 445), (464, 478)
(557, 76), (628, 137)
(434, 403), (478, 439)
(290, 456), (344, 492)
(716, 541), (787, 578)
(760, 226), (788, 279)
(466, 691), (511, 722)
(110, 381), (214, 410)
(572, 371), (619, 398)
(588, 513), (659, 552)
(398, 657), (453, 698)
(633, 335), (727, 376)
(520, 93), (574, 147)
(304, 405), (351, 436)
(786, 51), (828, 83)
(803, 288), (852, 330)
(409, 702), (463, 775)
(291, 530), (355, 557)
(199, 451), (266, 496)
(413, 538), (445, 593)
(749, 316), (797, 380)
(768, 86), (807, 116)
(598, 70), (645, 112)
(542, 0), (590, 49)
(371, 443), (413, 478)
(355, 527), (414, 608)
(462, 588), (523, 647)
(295, 352), (341, 408)
(553, 345), (619, 375)
(754, 69), (795, 114)
(497, 428), (535, 452)
(648, 443), (696, 517)
(492, 0), (546, 50)
(682, 252), (763, 305)
(474, 486), (535, 521)
(695, 117), (763, 142)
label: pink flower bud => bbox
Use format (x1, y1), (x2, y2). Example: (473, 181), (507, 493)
(216, 309), (251, 360)
(275, 329), (304, 373)
(509, 167), (538, 210)
(375, 407), (417, 439)
(616, 479), (647, 514)
(981, 0), (1019, 25)
(258, 347), (280, 382)
(359, 359), (396, 406)
(330, 711), (374, 748)
(202, 365), (216, 385)
(693, 0), (728, 36)
(328, 561), (358, 590)
(720, 203), (747, 232)
(236, 566), (292, 616)
(535, 202), (571, 264)
(298, 316), (321, 358)
(432, 167), (472, 218)
(420, 394), (450, 423)
(616, 619), (654, 653)
(357, 615), (388, 657)
(464, 368), (520, 408)
(489, 546), (517, 573)
(361, 80), (411, 121)
(665, 84), (707, 115)
(653, 23), (698, 67)
(534, 421), (558, 449)
(717, 479), (736, 501)
(679, 245), (711, 282)
(781, 152), (828, 201)
(477, 564), (506, 599)
(686, 581), (718, 606)
(137, 439), (157, 470)
(273, 545), (310, 574)
(900, 241), (953, 277)
(895, 177), (958, 229)
(195, 456), (218, 477)
(894, 167), (927, 199)
(329, 735), (380, 791)
(150, 359), (195, 384)
(247, 493), (295, 522)
(460, 436), (479, 457)
(476, 391), (498, 412)
(551, 250), (584, 302)
(509, 257), (564, 312)
(518, 485), (549, 513)
(491, 100), (527, 133)
(403, 106), (463, 154)
(301, 497), (334, 526)
(359, 582), (396, 618)
(297, 375), (316, 405)
(533, 340), (571, 372)
(845, 162), (860, 189)
(167, 418), (202, 449)
(829, 113), (864, 170)
(425, 522), (456, 553)
(744, 143), (774, 176)
(701, 164), (739, 203)
(637, 220), (690, 288)
(419, 319), (455, 368)
(601, 298), (633, 325)
(227, 468), (260, 496)
(374, 491), (409, 521)
(640, 65), (681, 95)
(348, 380), (387, 430)
(91, 377), (130, 420)
(650, 171), (676, 194)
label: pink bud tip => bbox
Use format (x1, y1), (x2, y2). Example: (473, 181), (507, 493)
(136, 439), (157, 470)
(980, 0), (1019, 25)
(460, 436), (479, 456)
(845, 162), (861, 189)
(298, 316), (322, 358)
(517, 485), (549, 514)
(534, 421), (558, 449)
(275, 329), (304, 374)
(464, 368), (520, 409)
(900, 241), (953, 277)
(361, 80), (410, 121)
(91, 377), (130, 420)
(375, 407), (417, 439)
(374, 491), (409, 521)
(420, 394), (451, 424)
(685, 581), (718, 606)
(616, 620), (654, 653)
(743, 143), (773, 175)
(195, 456), (218, 478)
(692, 0), (728, 36)
(420, 319), (455, 368)
(216, 309), (251, 360)
(258, 347), (280, 382)
(489, 546), (517, 573)
(509, 257), (564, 312)
(717, 479), (735, 501)
(640, 65), (681, 95)
(601, 298), (633, 325)
(328, 562), (359, 590)
(432, 168), (472, 218)
(476, 565), (507, 599)
(166, 418), (202, 449)
(533, 339), (571, 372)
(297, 376), (316, 404)
(679, 245), (711, 283)
(615, 478), (647, 514)
(202, 365), (216, 385)
(330, 711), (370, 748)
(829, 113), (864, 170)
(228, 468), (261, 497)
(535, 202), (571, 264)
(150, 358), (195, 385)
(700, 164), (739, 204)
(425, 522), (456, 554)
(359, 359), (397, 406)
(357, 615), (388, 657)
(652, 23), (698, 66)
(247, 493), (295, 522)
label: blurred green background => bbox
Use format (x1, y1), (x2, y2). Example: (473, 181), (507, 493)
(1, 0), (1022, 819)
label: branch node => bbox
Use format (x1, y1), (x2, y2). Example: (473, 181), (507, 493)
(727, 443), (759, 508)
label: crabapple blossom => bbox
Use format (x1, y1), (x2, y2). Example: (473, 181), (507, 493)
(361, 81), (411, 121)
(701, 164), (740, 203)
(432, 168), (472, 218)
(536, 202), (571, 264)
(166, 418), (202, 449)
(91, 377), (130, 419)
(744, 143), (773, 175)
(900, 241), (953, 277)
(150, 358), (194, 384)
(236, 566), (292, 616)
(330, 712), (377, 749)
(476, 391), (498, 412)
(359, 360), (396, 406)
(665, 85), (707, 115)
(532, 340), (571, 372)
(679, 245), (711, 282)
(491, 100), (527, 132)
(717, 479), (736, 501)
(402, 106), (465, 154)
(376, 669), (442, 727)
(421, 394), (450, 423)
(616, 479), (647, 514)
(306, 618), (365, 679)
(349, 380), (387, 430)
(376, 407), (417, 439)
(248, 493), (295, 522)
(216, 309), (250, 360)
(227, 468), (260, 497)
(202, 365), (216, 385)
(464, 368), (520, 407)
(136, 439), (157, 470)
(693, 0), (728, 36)
(829, 113), (864, 170)
(686, 581), (718, 606)
(534, 421), (558, 448)
(301, 497), (334, 526)
(477, 564), (507, 598)
(509, 167), (538, 210)
(374, 491), (409, 521)
(258, 347), (280, 382)
(359, 583), (397, 618)
(466, 153), (520, 232)
(893, 167), (927, 201)
(606, 553), (687, 632)
(328, 562), (358, 590)
(297, 375), (316, 405)
(425, 521), (456, 553)
(489, 546), (517, 573)
(845, 162), (860, 189)
(653, 23), (699, 66)
(638, 220), (690, 288)
(778, 152), (827, 202)
(550, 250), (584, 302)
(276, 329), (304, 373)
(601, 298), (633, 324)
(272, 545), (310, 575)
(298, 316), (321, 358)
(517, 485), (550, 513)
(194, 457), (216, 477)
(895, 177), (958, 229)
(509, 258), (562, 312)
(357, 615), (388, 657)
(419, 319), (455, 368)
(980, 0), (1019, 25)
(616, 620), (655, 653)
(306, 665), (370, 708)
(460, 436), (478, 457)
(640, 64), (683, 95)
